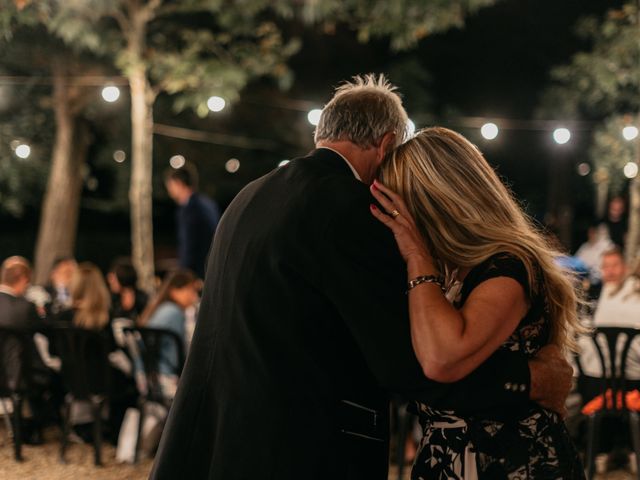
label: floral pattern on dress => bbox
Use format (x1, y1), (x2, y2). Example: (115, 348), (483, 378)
(412, 254), (585, 480)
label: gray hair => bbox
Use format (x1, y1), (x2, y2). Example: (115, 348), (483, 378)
(314, 74), (409, 149)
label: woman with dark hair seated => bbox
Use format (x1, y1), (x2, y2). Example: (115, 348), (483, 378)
(107, 258), (149, 321)
(137, 269), (199, 398)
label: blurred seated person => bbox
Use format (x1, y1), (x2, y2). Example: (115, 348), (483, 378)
(575, 223), (614, 299)
(107, 258), (149, 321)
(137, 270), (198, 398)
(602, 196), (627, 249)
(0, 256), (54, 444)
(53, 262), (137, 442)
(0, 256), (41, 330)
(44, 256), (77, 315)
(577, 248), (640, 399)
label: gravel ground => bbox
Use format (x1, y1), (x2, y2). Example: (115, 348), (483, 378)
(0, 426), (635, 480)
(0, 427), (152, 480)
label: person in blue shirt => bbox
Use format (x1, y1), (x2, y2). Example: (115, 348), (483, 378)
(138, 269), (199, 397)
(165, 163), (220, 279)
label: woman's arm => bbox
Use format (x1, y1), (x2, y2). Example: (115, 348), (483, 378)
(370, 180), (528, 382)
(406, 255), (528, 381)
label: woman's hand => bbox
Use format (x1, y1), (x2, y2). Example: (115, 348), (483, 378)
(369, 179), (433, 266)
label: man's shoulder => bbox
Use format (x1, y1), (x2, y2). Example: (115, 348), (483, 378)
(0, 292), (38, 327)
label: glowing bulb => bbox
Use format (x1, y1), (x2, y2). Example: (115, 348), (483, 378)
(577, 163), (591, 176)
(169, 155), (186, 169)
(307, 109), (322, 126)
(101, 86), (120, 103)
(553, 128), (571, 145)
(481, 122), (499, 140)
(113, 150), (126, 163)
(207, 96), (226, 112)
(624, 162), (638, 179)
(15, 144), (30, 159)
(406, 119), (416, 139)
(623, 126), (639, 141)
(226, 158), (240, 173)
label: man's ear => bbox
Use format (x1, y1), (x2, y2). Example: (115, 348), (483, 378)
(376, 131), (397, 160)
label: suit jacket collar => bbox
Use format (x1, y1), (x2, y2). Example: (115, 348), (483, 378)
(307, 148), (363, 182)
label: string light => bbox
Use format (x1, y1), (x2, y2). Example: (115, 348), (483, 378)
(113, 150), (126, 163)
(553, 128), (571, 145)
(226, 158), (240, 173)
(207, 96), (226, 112)
(406, 119), (416, 138)
(577, 163), (591, 176)
(101, 86), (120, 103)
(623, 126), (639, 141)
(307, 109), (322, 126)
(169, 155), (186, 169)
(480, 122), (499, 140)
(624, 162), (639, 179)
(15, 144), (30, 159)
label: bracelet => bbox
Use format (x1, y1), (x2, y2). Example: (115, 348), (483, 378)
(407, 275), (445, 294)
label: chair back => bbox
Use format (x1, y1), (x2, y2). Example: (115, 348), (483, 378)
(580, 326), (640, 412)
(123, 327), (185, 402)
(0, 327), (31, 395)
(49, 325), (111, 400)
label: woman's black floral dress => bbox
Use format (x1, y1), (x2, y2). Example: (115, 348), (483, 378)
(411, 254), (585, 480)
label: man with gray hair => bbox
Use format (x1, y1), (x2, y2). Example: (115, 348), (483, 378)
(152, 75), (572, 479)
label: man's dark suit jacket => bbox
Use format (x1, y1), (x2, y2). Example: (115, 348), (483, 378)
(151, 149), (530, 480)
(0, 290), (46, 387)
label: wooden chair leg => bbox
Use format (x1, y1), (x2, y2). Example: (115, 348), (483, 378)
(92, 398), (103, 466)
(12, 395), (23, 462)
(586, 414), (602, 480)
(630, 412), (640, 480)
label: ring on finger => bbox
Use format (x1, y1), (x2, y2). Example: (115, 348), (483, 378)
(391, 210), (400, 219)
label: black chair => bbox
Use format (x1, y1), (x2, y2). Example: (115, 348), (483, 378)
(0, 327), (34, 462)
(48, 325), (111, 466)
(122, 326), (185, 462)
(576, 326), (640, 479)
(391, 399), (415, 480)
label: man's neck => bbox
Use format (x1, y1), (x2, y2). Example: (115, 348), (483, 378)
(316, 141), (376, 184)
(0, 284), (16, 297)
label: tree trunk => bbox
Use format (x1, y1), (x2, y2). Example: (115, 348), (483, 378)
(128, 66), (156, 293)
(33, 66), (89, 285)
(594, 171), (609, 220)
(626, 171), (640, 262)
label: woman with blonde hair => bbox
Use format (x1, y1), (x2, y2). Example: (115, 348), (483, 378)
(370, 127), (585, 479)
(67, 262), (111, 330)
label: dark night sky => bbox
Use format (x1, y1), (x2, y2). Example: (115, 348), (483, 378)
(2, 0), (625, 266)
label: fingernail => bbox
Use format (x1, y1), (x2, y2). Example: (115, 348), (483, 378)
(370, 204), (377, 210)
(371, 183), (378, 191)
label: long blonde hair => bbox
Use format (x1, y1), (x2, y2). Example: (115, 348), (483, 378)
(379, 127), (585, 351)
(70, 262), (111, 330)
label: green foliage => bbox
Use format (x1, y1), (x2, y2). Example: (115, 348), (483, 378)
(538, 2), (640, 190)
(293, 0), (497, 50)
(0, 84), (53, 216)
(590, 115), (637, 195)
